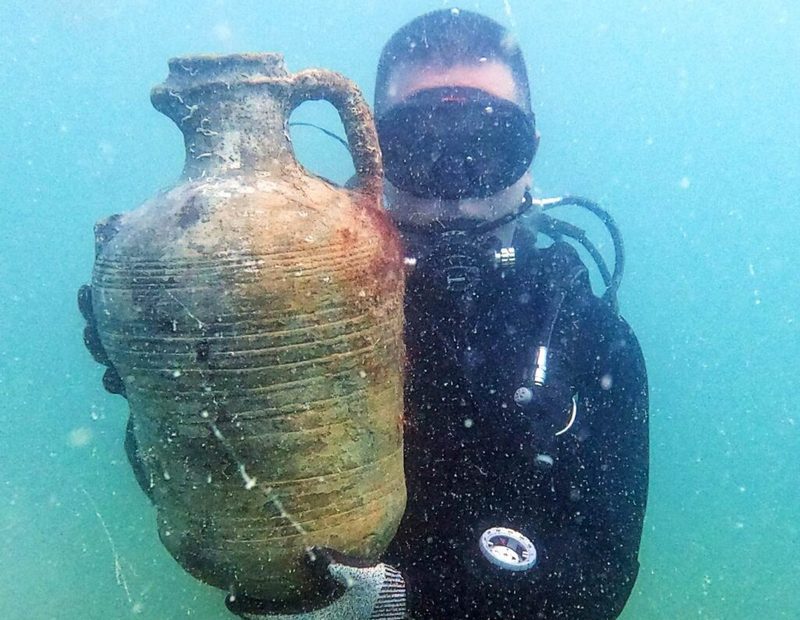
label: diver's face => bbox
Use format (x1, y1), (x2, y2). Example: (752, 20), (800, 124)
(383, 60), (534, 226)
(386, 60), (520, 105)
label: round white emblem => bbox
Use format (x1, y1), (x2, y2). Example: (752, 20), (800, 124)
(479, 527), (537, 571)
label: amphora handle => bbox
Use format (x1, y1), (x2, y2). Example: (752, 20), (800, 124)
(288, 70), (383, 200)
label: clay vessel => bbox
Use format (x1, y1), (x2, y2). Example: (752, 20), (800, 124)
(89, 53), (405, 606)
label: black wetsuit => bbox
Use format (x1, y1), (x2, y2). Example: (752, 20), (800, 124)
(385, 228), (649, 619)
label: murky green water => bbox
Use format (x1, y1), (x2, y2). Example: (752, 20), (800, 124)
(1, 1), (798, 617)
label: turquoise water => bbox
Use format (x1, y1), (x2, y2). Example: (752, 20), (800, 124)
(1, 1), (798, 617)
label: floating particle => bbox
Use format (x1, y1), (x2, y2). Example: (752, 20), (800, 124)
(68, 427), (93, 448)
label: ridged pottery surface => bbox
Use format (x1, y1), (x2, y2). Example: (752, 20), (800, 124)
(89, 53), (405, 605)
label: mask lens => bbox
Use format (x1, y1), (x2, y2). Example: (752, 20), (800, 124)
(377, 87), (536, 200)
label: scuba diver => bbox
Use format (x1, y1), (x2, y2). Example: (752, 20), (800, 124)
(79, 8), (648, 619)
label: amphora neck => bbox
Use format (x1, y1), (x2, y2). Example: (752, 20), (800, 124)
(151, 54), (297, 178)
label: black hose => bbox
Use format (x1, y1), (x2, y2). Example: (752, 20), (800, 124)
(538, 265), (586, 350)
(537, 196), (625, 310)
(536, 214), (613, 287)
(288, 121), (350, 151)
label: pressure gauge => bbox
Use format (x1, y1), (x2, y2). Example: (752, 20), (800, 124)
(479, 527), (537, 571)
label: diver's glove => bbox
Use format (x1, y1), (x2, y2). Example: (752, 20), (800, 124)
(225, 547), (406, 620)
(77, 284), (126, 397)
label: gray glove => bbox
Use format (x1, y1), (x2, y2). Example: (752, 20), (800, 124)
(225, 548), (406, 620)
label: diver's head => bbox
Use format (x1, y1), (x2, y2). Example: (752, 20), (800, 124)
(375, 9), (539, 240)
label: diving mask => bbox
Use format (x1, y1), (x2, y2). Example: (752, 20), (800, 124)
(377, 87), (537, 200)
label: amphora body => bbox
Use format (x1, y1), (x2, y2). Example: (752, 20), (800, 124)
(89, 53), (406, 605)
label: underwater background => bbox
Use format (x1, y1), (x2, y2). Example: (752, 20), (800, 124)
(1, 0), (798, 617)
